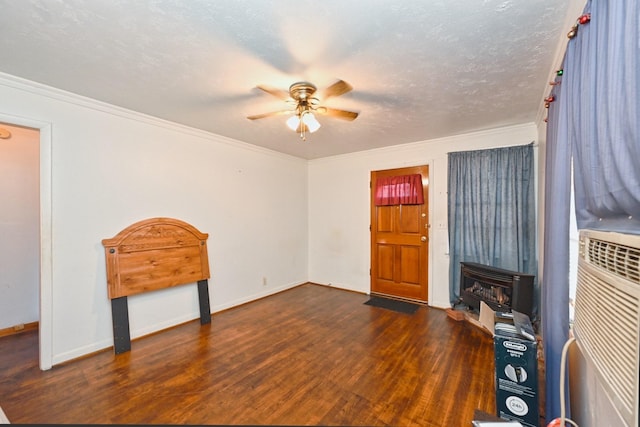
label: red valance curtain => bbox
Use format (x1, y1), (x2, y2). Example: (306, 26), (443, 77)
(374, 174), (424, 206)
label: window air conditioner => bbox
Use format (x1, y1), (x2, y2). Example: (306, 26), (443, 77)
(573, 229), (640, 427)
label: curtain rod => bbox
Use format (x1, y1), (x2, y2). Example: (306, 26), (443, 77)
(447, 141), (538, 154)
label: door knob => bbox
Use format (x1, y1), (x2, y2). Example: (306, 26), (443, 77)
(421, 236), (427, 242)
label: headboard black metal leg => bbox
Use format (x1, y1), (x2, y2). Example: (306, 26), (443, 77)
(111, 296), (131, 354)
(197, 279), (211, 325)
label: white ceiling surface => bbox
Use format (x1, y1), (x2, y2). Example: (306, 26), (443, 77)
(0, 0), (571, 160)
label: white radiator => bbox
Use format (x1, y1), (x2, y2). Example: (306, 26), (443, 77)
(573, 229), (640, 427)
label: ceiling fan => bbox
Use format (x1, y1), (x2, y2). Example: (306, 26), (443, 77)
(247, 79), (359, 141)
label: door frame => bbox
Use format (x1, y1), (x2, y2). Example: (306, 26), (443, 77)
(369, 161), (434, 305)
(0, 112), (53, 370)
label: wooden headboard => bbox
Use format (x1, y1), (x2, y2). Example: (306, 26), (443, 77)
(102, 217), (211, 354)
(102, 217), (210, 299)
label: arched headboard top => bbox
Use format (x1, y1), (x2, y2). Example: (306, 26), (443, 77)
(102, 217), (210, 299)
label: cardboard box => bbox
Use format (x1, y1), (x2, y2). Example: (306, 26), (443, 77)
(479, 302), (539, 427)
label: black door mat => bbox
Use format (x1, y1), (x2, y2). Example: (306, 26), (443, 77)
(364, 296), (420, 314)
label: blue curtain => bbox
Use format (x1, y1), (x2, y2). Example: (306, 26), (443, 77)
(447, 144), (537, 311)
(542, 58), (572, 421)
(570, 0), (640, 234)
(542, 0), (640, 420)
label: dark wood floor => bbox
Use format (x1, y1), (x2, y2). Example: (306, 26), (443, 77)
(0, 283), (499, 426)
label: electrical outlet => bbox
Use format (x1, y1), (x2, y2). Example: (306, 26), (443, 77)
(262, 276), (267, 286)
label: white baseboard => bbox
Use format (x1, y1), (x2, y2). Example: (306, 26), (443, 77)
(0, 405), (10, 424)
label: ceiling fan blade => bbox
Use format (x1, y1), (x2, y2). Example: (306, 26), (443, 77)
(246, 110), (293, 120)
(322, 80), (353, 99)
(255, 85), (291, 101)
(316, 106), (359, 121)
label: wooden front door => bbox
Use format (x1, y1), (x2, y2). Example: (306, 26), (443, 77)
(370, 165), (429, 302)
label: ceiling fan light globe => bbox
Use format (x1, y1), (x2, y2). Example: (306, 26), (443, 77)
(286, 115), (300, 131)
(302, 112), (321, 133)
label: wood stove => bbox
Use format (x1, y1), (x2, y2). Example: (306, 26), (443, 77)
(459, 261), (535, 319)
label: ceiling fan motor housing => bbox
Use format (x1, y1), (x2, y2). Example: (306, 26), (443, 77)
(289, 82), (317, 101)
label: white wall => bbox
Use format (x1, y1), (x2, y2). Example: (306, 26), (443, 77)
(0, 73), (308, 366)
(0, 123), (40, 329)
(308, 123), (538, 308)
(0, 70), (540, 367)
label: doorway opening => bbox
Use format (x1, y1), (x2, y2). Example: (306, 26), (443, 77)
(0, 115), (53, 370)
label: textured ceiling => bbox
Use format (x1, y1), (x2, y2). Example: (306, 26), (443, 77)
(0, 0), (572, 159)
